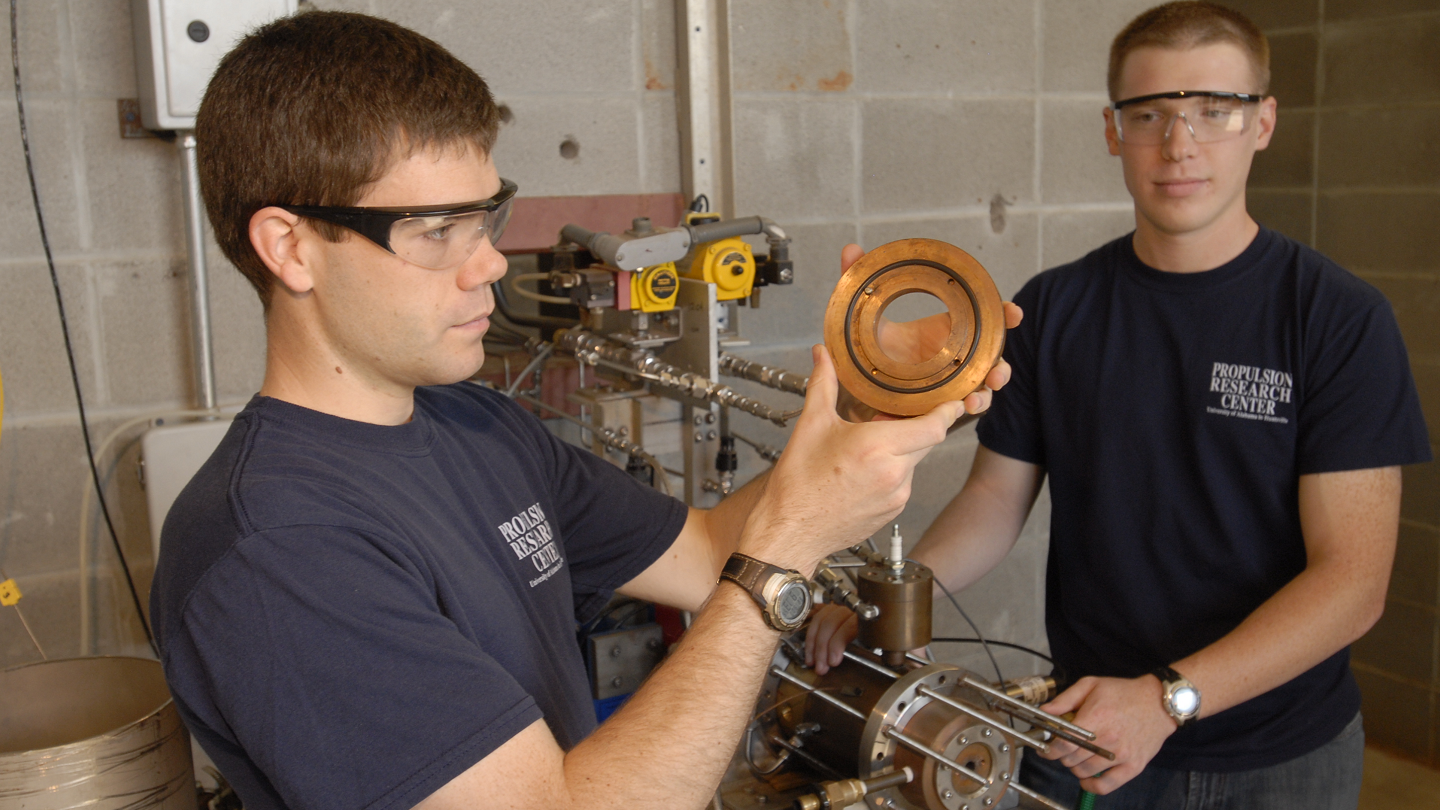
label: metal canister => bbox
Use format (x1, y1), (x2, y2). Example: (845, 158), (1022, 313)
(0, 656), (195, 809)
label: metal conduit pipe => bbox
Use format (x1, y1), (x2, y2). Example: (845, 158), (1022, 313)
(178, 132), (216, 411)
(556, 330), (800, 426)
(718, 353), (808, 397)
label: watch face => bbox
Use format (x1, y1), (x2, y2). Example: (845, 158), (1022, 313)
(1171, 685), (1200, 716)
(775, 580), (811, 624)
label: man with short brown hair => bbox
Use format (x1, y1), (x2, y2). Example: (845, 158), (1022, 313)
(808, 3), (1429, 807)
(149, 11), (1008, 810)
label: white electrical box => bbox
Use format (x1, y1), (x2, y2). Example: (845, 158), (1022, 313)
(131, 0), (296, 131)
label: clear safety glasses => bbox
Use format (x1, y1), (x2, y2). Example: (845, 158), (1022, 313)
(281, 178), (518, 271)
(1112, 91), (1265, 146)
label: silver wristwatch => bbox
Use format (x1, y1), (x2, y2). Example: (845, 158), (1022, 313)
(1153, 665), (1201, 727)
(720, 552), (813, 632)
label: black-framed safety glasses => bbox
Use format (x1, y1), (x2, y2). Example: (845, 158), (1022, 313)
(281, 178), (518, 271)
(1111, 91), (1265, 145)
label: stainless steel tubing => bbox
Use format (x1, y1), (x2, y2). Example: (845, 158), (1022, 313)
(178, 132), (216, 412)
(0, 657), (196, 809)
(769, 667), (867, 722)
(558, 330), (799, 426)
(718, 353), (809, 397)
(914, 685), (1050, 754)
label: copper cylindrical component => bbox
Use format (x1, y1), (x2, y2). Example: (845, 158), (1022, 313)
(856, 560), (933, 656)
(823, 238), (1006, 416)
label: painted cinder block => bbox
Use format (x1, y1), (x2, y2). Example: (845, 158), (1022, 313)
(730, 0), (852, 94)
(1224, 0), (1321, 32)
(854, 0), (1035, 95)
(0, 262), (95, 414)
(1320, 106), (1440, 189)
(1389, 522), (1439, 607)
(490, 96), (644, 197)
(383, 0), (638, 95)
(1352, 600), (1438, 685)
(862, 98), (1035, 214)
(1041, 0), (1156, 94)
(0, 99), (85, 258)
(1266, 30), (1317, 108)
(861, 212), (1040, 300)
(640, 0), (675, 92)
(1351, 667), (1434, 764)
(1323, 14), (1440, 106)
(1403, 458), (1440, 528)
(1246, 189), (1312, 244)
(4, 0), (67, 98)
(1325, 0), (1440, 24)
(93, 259), (190, 408)
(79, 99), (184, 254)
(1249, 108), (1313, 189)
(640, 94), (681, 194)
(1039, 208), (1134, 270)
(739, 221), (857, 347)
(732, 97), (856, 220)
(1316, 192), (1440, 273)
(74, 0), (141, 97)
(1041, 98), (1129, 206)
(0, 421), (90, 577)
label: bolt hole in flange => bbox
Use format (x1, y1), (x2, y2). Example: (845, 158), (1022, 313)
(823, 239), (1005, 417)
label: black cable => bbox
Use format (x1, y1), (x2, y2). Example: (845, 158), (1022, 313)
(11, 0), (156, 657)
(930, 571), (1003, 686)
(931, 638), (1056, 668)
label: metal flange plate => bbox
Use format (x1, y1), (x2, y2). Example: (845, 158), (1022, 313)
(823, 239), (1005, 417)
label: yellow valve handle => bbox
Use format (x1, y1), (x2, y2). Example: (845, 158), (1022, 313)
(0, 579), (20, 607)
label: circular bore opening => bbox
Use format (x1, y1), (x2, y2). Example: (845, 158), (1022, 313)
(875, 291), (951, 365)
(560, 137), (580, 160)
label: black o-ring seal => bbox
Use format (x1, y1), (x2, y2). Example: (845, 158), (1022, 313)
(843, 259), (982, 395)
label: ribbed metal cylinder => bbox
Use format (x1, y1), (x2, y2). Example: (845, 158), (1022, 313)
(0, 657), (195, 810)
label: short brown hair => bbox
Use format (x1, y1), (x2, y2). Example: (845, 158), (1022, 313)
(197, 11), (502, 305)
(1108, 2), (1270, 100)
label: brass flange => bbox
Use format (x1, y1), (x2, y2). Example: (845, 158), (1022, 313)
(823, 238), (1005, 417)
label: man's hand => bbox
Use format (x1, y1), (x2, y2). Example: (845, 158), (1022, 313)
(834, 243), (1022, 422)
(740, 343), (963, 573)
(803, 603), (859, 674)
(1037, 675), (1177, 795)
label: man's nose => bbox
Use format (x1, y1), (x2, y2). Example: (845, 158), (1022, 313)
(459, 236), (508, 291)
(1162, 112), (1198, 161)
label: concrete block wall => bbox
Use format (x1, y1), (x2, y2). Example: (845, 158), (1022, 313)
(0, 0), (1152, 685)
(1235, 0), (1440, 767)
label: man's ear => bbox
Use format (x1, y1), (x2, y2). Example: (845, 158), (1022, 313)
(1103, 106), (1121, 157)
(249, 206), (315, 294)
(1253, 96), (1278, 152)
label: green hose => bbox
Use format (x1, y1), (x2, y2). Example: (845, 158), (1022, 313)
(1074, 790), (1097, 810)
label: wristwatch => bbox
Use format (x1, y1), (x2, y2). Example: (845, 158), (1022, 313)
(1153, 665), (1201, 727)
(719, 553), (813, 632)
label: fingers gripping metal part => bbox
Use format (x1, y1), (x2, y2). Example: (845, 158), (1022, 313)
(823, 238), (1006, 416)
(959, 675), (1117, 762)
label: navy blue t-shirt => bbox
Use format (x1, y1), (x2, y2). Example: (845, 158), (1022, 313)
(151, 383), (688, 810)
(978, 227), (1431, 771)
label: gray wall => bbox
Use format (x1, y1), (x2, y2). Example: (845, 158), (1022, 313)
(1236, 0), (1440, 767)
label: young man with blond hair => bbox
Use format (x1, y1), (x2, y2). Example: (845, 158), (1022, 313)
(149, 11), (1015, 810)
(809, 3), (1429, 807)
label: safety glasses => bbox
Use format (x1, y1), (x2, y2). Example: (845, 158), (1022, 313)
(281, 178), (518, 271)
(1111, 91), (1265, 145)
